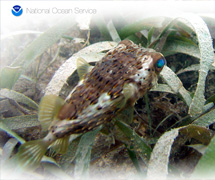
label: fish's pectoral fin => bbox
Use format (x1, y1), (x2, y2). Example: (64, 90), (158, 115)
(38, 95), (65, 131)
(122, 83), (136, 100)
(49, 136), (69, 155)
(115, 83), (136, 108)
(114, 98), (127, 109)
(115, 106), (134, 125)
(76, 57), (93, 80)
(114, 83), (137, 109)
(15, 140), (49, 170)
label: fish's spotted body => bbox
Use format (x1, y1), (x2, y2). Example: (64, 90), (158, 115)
(16, 40), (166, 169)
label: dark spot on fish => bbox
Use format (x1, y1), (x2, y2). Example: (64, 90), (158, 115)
(94, 72), (98, 77)
(109, 93), (114, 99)
(137, 66), (142, 70)
(91, 98), (98, 104)
(105, 80), (110, 85)
(113, 59), (118, 63)
(71, 115), (78, 120)
(97, 106), (102, 110)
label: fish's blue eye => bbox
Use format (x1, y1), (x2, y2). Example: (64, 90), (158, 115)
(156, 59), (165, 68)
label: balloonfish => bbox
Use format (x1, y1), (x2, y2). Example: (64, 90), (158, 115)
(16, 40), (166, 169)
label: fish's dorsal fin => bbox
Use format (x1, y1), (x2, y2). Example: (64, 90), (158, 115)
(76, 57), (93, 80)
(38, 95), (65, 131)
(49, 136), (69, 154)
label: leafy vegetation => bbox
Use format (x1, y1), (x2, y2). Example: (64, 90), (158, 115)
(0, 11), (215, 179)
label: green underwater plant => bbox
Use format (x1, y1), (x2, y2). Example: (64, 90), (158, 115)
(0, 12), (215, 179)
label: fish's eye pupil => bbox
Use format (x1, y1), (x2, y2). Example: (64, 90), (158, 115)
(157, 59), (165, 68)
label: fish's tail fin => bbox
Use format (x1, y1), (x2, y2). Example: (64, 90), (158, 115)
(15, 139), (49, 170)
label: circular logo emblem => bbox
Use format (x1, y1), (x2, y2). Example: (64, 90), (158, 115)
(12, 5), (23, 16)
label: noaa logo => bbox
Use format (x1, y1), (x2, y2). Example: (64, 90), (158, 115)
(12, 5), (23, 16)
